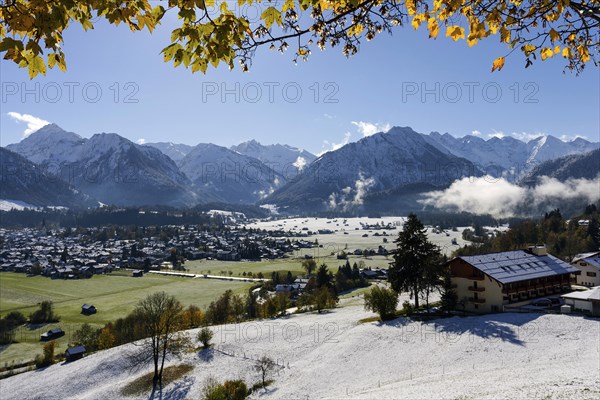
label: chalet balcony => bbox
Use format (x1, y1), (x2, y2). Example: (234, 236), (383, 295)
(469, 275), (485, 281)
(468, 297), (486, 304)
(468, 286), (485, 292)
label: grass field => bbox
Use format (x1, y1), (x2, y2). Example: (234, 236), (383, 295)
(0, 271), (252, 366)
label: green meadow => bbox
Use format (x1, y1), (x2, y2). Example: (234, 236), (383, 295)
(0, 270), (252, 365)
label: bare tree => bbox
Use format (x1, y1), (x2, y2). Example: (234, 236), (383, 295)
(129, 292), (188, 388)
(255, 356), (275, 388)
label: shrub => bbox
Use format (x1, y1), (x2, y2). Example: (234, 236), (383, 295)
(0, 318), (17, 345)
(202, 377), (249, 400)
(35, 340), (55, 368)
(29, 301), (59, 324)
(364, 286), (399, 321)
(72, 323), (99, 351)
(5, 311), (27, 326)
(198, 327), (214, 348)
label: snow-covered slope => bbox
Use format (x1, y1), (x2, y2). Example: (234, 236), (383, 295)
(178, 143), (286, 204)
(6, 123), (85, 164)
(264, 127), (478, 212)
(145, 142), (194, 162)
(231, 139), (317, 179)
(3, 300), (598, 400)
(521, 148), (600, 185)
(426, 132), (599, 177)
(6, 125), (201, 207)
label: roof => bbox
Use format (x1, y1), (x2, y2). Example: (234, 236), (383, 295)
(66, 346), (86, 355)
(575, 257), (600, 270)
(561, 287), (600, 301)
(82, 303), (94, 308)
(457, 250), (578, 284)
(572, 252), (600, 263)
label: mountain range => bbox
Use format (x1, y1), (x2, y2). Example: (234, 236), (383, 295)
(424, 132), (599, 178)
(2, 123), (598, 213)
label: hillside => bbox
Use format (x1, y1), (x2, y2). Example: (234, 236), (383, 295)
(231, 139), (317, 178)
(178, 143), (286, 204)
(521, 148), (600, 185)
(2, 299), (598, 399)
(264, 127), (479, 212)
(0, 147), (95, 209)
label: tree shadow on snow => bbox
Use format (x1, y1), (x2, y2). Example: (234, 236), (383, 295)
(198, 347), (214, 362)
(147, 376), (194, 400)
(427, 312), (544, 346)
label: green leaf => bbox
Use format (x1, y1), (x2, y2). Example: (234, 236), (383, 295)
(191, 58), (208, 74)
(27, 54), (47, 79)
(261, 6), (282, 29)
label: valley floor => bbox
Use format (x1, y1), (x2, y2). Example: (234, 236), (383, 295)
(2, 297), (599, 400)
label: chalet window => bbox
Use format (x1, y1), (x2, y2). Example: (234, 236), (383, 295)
(580, 262), (588, 266)
(586, 272), (597, 277)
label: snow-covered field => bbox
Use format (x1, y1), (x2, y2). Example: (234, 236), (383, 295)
(0, 199), (37, 211)
(243, 217), (471, 256)
(3, 298), (599, 400)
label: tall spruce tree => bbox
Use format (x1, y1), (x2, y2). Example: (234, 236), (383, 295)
(388, 214), (442, 309)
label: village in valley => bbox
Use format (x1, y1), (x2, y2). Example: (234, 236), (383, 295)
(1, 209), (599, 399)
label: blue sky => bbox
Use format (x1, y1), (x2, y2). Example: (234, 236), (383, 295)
(1, 8), (599, 154)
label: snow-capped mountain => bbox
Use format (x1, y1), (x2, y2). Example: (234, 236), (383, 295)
(7, 125), (201, 207)
(231, 140), (317, 178)
(263, 126), (479, 212)
(0, 147), (95, 209)
(178, 143), (286, 204)
(425, 132), (599, 178)
(145, 142), (194, 162)
(6, 123), (85, 164)
(521, 148), (600, 185)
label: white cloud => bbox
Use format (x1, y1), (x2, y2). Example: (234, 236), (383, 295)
(328, 173), (376, 211)
(471, 130), (482, 137)
(559, 134), (589, 142)
(7, 112), (50, 137)
(293, 156), (307, 171)
(319, 132), (351, 156)
(487, 130), (505, 139)
(351, 121), (391, 137)
(136, 138), (146, 145)
(420, 175), (600, 218)
(509, 131), (546, 142)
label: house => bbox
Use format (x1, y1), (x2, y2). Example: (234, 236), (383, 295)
(570, 252), (600, 287)
(132, 270), (143, 277)
(448, 245), (577, 313)
(81, 304), (97, 315)
(40, 328), (65, 341)
(561, 286), (600, 316)
(65, 345), (86, 362)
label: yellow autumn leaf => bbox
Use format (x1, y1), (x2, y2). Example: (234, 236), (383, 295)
(467, 36), (478, 47)
(540, 47), (554, 60)
(411, 14), (426, 30)
(446, 26), (465, 41)
(522, 44), (536, 55)
(549, 29), (560, 43)
(427, 18), (439, 38)
(491, 56), (505, 72)
(561, 48), (571, 58)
